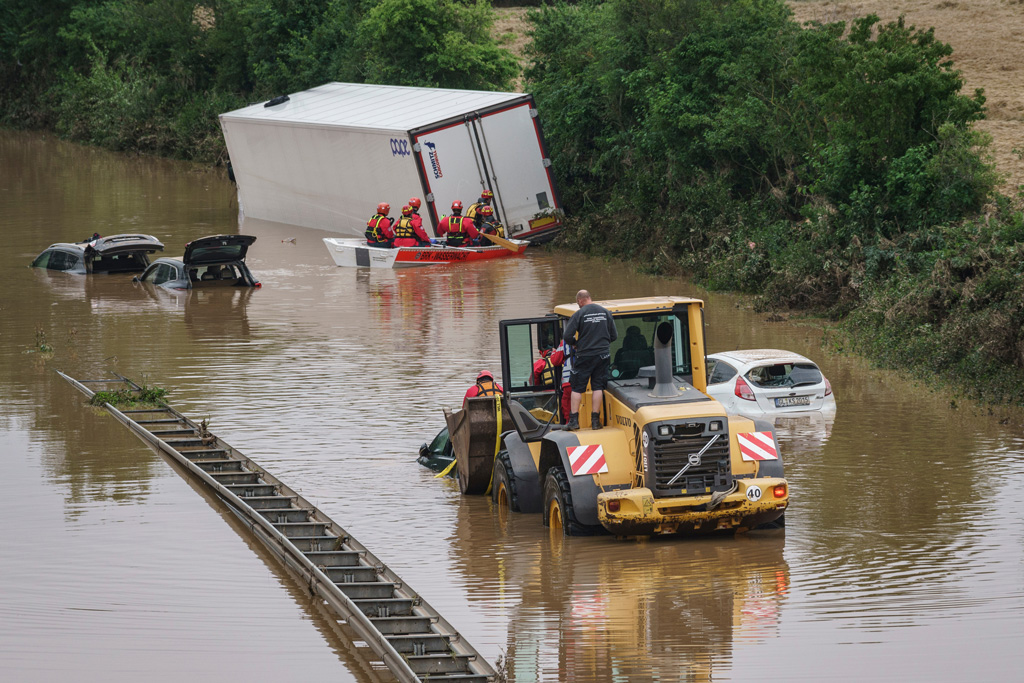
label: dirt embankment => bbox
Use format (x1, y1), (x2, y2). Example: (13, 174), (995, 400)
(790, 1), (1024, 192)
(500, 1), (1024, 193)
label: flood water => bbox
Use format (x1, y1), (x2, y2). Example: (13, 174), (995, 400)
(2, 129), (1023, 682)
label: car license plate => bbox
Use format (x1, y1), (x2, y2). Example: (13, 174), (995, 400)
(775, 396), (810, 408)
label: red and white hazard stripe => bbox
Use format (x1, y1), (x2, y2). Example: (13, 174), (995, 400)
(567, 444), (608, 476)
(737, 432), (778, 461)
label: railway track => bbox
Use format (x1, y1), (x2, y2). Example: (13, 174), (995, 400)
(59, 371), (496, 683)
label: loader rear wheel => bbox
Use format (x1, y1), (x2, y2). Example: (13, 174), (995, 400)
(492, 451), (519, 512)
(542, 467), (600, 537)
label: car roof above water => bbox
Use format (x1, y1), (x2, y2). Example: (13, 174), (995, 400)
(710, 349), (813, 366)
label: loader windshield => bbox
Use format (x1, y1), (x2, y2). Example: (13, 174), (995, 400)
(609, 311), (690, 380)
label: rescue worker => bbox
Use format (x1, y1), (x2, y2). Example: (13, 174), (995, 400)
(473, 205), (505, 245)
(466, 189), (494, 223)
(531, 344), (565, 387)
(392, 205), (431, 247)
(365, 202), (395, 247)
(438, 200), (479, 247)
(463, 370), (503, 405)
(563, 289), (617, 431)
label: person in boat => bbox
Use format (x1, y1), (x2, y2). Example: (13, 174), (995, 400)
(463, 370), (503, 405)
(365, 202), (395, 247)
(466, 189), (494, 224)
(83, 232), (101, 243)
(392, 205), (431, 247)
(438, 200), (479, 247)
(472, 205), (506, 245)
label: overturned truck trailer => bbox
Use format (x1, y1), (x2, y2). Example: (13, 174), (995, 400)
(219, 82), (563, 243)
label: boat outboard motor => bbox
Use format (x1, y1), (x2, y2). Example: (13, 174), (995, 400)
(650, 321), (678, 398)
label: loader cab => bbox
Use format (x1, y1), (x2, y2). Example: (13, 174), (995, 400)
(499, 315), (564, 421)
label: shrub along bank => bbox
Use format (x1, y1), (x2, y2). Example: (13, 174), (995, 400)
(1, 0), (518, 162)
(527, 0), (1024, 404)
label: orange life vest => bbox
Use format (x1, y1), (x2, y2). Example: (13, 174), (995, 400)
(475, 378), (500, 397)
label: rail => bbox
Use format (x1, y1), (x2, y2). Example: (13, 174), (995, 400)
(59, 371), (496, 683)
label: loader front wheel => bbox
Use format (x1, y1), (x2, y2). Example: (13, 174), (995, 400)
(542, 467), (599, 536)
(492, 451), (519, 512)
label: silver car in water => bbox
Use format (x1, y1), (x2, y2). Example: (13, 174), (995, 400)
(705, 349), (836, 417)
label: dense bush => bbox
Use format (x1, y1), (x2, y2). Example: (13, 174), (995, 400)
(528, 0), (1023, 400)
(0, 0), (518, 163)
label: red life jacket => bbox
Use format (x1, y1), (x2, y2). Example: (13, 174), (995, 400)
(365, 214), (389, 243)
(447, 215), (467, 236)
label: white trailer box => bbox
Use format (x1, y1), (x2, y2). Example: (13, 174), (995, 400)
(219, 82), (562, 242)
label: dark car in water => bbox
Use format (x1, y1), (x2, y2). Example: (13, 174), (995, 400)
(30, 234), (164, 274)
(136, 235), (260, 290)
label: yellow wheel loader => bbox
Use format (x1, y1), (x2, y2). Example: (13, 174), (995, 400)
(450, 296), (788, 538)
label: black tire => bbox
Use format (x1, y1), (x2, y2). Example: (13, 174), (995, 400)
(491, 451), (519, 512)
(542, 467), (601, 536)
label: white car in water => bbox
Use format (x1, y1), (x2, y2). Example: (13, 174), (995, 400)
(705, 349), (835, 417)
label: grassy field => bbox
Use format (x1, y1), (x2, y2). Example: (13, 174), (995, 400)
(789, 0), (1024, 193)
(498, 1), (1024, 194)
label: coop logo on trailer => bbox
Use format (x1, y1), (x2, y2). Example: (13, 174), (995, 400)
(425, 141), (443, 179)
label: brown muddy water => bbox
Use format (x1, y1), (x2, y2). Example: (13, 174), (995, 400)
(2, 129), (1023, 682)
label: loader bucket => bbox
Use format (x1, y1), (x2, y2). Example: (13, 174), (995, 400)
(444, 397), (513, 495)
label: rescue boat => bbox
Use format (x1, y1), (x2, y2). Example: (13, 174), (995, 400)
(322, 237), (529, 269)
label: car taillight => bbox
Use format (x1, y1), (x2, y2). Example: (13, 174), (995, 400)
(773, 484), (787, 498)
(735, 376), (755, 401)
(824, 377), (832, 396)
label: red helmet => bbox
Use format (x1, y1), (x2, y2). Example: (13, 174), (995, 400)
(451, 200), (463, 212)
(480, 189), (494, 201)
(401, 205), (412, 216)
(408, 197), (421, 209)
(480, 205), (494, 217)
(377, 202), (390, 215)
(477, 370), (494, 381)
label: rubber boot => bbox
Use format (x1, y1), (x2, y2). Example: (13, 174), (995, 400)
(592, 413), (602, 431)
(567, 412), (580, 431)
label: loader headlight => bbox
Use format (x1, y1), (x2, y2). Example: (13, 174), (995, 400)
(709, 421), (722, 432)
(657, 425), (672, 437)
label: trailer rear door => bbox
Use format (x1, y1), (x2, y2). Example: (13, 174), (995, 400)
(413, 99), (560, 239)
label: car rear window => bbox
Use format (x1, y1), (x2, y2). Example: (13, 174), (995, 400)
(746, 362), (822, 388)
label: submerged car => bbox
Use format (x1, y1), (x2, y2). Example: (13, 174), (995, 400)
(30, 234), (164, 274)
(136, 235), (259, 290)
(705, 349), (835, 416)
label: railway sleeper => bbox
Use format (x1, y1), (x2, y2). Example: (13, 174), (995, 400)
(178, 448), (230, 459)
(323, 566), (379, 583)
(405, 653), (475, 675)
(385, 633), (452, 655)
(352, 597), (416, 618)
(304, 550), (364, 568)
(243, 495), (297, 509)
(412, 674), (490, 683)
(162, 437), (206, 447)
(223, 483), (276, 497)
(257, 508), (312, 523)
(370, 615), (434, 635)
(208, 471), (262, 486)
(273, 522), (329, 538)
(335, 581), (400, 600)
(193, 459), (245, 473)
(149, 428), (197, 437)
(290, 536), (344, 552)
(134, 418), (183, 425)
(120, 408), (172, 414)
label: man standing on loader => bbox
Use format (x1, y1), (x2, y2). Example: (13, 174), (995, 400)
(562, 290), (617, 431)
